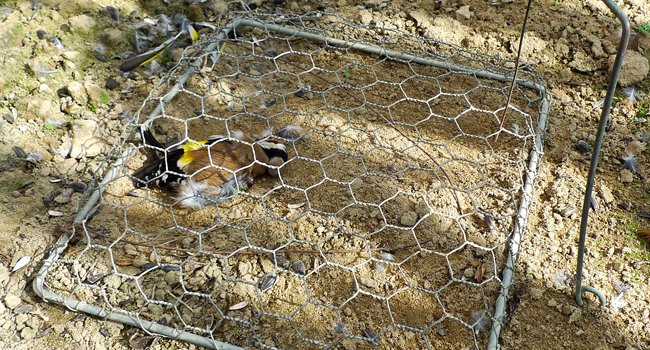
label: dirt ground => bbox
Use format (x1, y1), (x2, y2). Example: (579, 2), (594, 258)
(0, 0), (649, 349)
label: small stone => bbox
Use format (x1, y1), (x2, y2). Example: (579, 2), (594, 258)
(463, 267), (475, 279)
(67, 81), (87, 105)
(238, 261), (251, 275)
(4, 294), (21, 309)
(61, 50), (80, 60)
(400, 211), (418, 227)
(455, 5), (473, 20)
(575, 140), (592, 154)
(547, 298), (557, 307)
(560, 206), (575, 218)
(620, 169), (634, 183)
(569, 308), (582, 323)
(101, 28), (130, 47)
(530, 288), (544, 300)
(610, 50), (649, 87)
(69, 14), (95, 32)
(83, 81), (104, 107)
(36, 29), (47, 39)
(70, 119), (104, 159)
(20, 326), (38, 340)
(105, 77), (118, 90)
(359, 10), (373, 25)
(612, 262), (624, 272)
(600, 185), (615, 204)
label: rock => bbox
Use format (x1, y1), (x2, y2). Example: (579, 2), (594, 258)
(69, 14), (95, 32)
(612, 262), (624, 272)
(400, 211), (417, 227)
(20, 326), (38, 340)
(547, 298), (557, 307)
(530, 288), (543, 300)
(187, 4), (205, 22)
(83, 81), (104, 106)
(105, 77), (118, 90)
(4, 294), (21, 309)
(61, 51), (80, 60)
(569, 50), (597, 72)
(575, 140), (592, 153)
(456, 5), (473, 20)
(560, 206), (575, 218)
(610, 50), (649, 87)
(101, 28), (130, 47)
(359, 9), (373, 25)
(599, 185), (614, 204)
(70, 119), (104, 159)
(620, 169), (634, 183)
(67, 81), (87, 105)
(463, 267), (475, 279)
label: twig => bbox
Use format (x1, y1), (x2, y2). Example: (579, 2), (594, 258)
(495, 0), (533, 141)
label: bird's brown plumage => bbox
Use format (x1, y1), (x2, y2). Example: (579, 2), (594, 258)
(133, 128), (289, 208)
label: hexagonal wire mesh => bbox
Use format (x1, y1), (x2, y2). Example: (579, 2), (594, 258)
(34, 9), (550, 350)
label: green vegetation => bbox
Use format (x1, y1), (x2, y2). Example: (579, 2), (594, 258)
(637, 23), (650, 35)
(0, 180), (24, 193)
(42, 123), (56, 134)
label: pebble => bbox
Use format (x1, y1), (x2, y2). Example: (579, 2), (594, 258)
(611, 50), (649, 87)
(600, 185), (615, 204)
(36, 29), (47, 40)
(4, 294), (22, 309)
(105, 77), (118, 90)
(547, 298), (557, 307)
(238, 261), (251, 275)
(70, 119), (104, 159)
(400, 211), (417, 227)
(560, 206), (575, 218)
(530, 288), (543, 300)
(67, 81), (87, 105)
(575, 140), (592, 154)
(612, 262), (624, 272)
(463, 267), (475, 279)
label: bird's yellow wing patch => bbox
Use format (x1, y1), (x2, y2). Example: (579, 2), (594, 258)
(178, 140), (208, 168)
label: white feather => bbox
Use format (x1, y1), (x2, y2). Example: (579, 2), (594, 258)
(175, 173), (251, 208)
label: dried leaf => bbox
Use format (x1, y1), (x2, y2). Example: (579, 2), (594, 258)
(229, 301), (248, 311)
(475, 260), (485, 282)
(12, 256), (31, 272)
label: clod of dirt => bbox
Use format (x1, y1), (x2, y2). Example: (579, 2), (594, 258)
(70, 119), (105, 159)
(610, 50), (649, 86)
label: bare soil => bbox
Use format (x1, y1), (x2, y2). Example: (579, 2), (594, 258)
(0, 0), (649, 350)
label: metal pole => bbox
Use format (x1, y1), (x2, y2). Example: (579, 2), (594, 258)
(575, 0), (629, 307)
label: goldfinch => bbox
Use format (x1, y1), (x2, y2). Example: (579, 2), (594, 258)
(133, 126), (295, 208)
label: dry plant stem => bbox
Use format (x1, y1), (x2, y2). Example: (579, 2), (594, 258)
(496, 0), (533, 141)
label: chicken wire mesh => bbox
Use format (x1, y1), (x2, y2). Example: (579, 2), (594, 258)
(34, 8), (550, 350)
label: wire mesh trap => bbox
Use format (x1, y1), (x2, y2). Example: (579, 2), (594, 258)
(34, 9), (550, 350)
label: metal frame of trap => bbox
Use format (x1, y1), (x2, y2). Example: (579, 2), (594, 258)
(31, 15), (554, 350)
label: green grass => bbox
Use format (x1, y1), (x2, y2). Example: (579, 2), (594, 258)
(99, 91), (110, 105)
(342, 70), (352, 79)
(42, 123), (55, 134)
(637, 23), (650, 35)
(0, 180), (24, 193)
